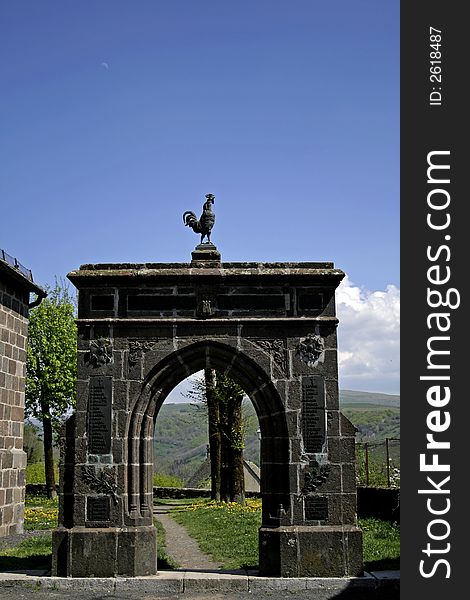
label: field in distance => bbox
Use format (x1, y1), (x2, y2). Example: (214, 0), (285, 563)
(153, 390), (400, 483)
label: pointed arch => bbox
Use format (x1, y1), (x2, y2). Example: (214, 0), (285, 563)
(126, 340), (290, 526)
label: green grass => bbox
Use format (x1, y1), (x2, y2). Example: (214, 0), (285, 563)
(172, 500), (400, 572)
(0, 534), (52, 571)
(154, 496), (208, 506)
(153, 473), (184, 488)
(171, 499), (262, 569)
(25, 462), (59, 485)
(360, 517), (400, 571)
(7, 494), (399, 574)
(24, 495), (59, 530)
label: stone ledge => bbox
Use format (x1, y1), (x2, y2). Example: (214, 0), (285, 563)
(0, 570), (400, 598)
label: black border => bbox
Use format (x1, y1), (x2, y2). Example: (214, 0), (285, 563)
(401, 2), (467, 595)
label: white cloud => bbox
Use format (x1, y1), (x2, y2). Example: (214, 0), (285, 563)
(165, 371), (202, 404)
(336, 276), (400, 394)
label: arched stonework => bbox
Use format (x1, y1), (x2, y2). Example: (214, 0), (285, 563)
(52, 256), (362, 578)
(127, 341), (290, 529)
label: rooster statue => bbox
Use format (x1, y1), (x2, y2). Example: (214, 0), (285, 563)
(183, 194), (216, 244)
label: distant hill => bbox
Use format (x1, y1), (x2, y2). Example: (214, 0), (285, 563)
(339, 391), (400, 444)
(340, 390), (399, 408)
(153, 400), (260, 483)
(153, 390), (400, 483)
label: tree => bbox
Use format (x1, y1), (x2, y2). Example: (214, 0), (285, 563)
(204, 369), (221, 501)
(214, 372), (245, 504)
(25, 280), (77, 498)
(188, 370), (246, 503)
(23, 422), (44, 464)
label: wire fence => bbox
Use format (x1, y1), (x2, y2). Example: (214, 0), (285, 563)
(355, 438), (400, 488)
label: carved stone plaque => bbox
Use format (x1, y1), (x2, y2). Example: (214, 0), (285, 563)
(87, 376), (112, 454)
(86, 496), (110, 522)
(301, 375), (326, 453)
(305, 496), (328, 521)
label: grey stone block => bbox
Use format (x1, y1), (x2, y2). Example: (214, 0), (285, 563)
(260, 525), (363, 578)
(184, 571), (249, 592)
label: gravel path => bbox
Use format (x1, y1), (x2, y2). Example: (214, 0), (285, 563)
(153, 505), (222, 571)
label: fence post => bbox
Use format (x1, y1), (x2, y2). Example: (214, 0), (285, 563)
(386, 437), (391, 487)
(364, 443), (369, 486)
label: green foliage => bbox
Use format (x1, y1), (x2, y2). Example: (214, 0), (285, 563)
(24, 495), (59, 532)
(153, 472), (183, 488)
(25, 280), (77, 434)
(153, 401), (261, 483)
(24, 502), (58, 531)
(213, 373), (245, 407)
(342, 406), (400, 442)
(154, 403), (208, 482)
(25, 495), (59, 508)
(23, 423), (44, 463)
(355, 440), (400, 487)
(25, 462), (59, 484)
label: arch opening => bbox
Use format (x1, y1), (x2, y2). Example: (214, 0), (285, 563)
(127, 341), (290, 529)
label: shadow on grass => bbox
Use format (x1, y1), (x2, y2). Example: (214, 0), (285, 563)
(0, 554), (51, 572)
(364, 558), (400, 572)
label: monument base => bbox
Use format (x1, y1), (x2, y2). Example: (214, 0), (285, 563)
(259, 525), (363, 577)
(52, 526), (157, 577)
(191, 243), (221, 265)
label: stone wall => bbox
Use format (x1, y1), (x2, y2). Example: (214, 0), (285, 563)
(0, 251), (45, 537)
(0, 280), (29, 536)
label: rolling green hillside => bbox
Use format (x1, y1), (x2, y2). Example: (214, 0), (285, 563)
(153, 401), (260, 483)
(340, 391), (400, 442)
(339, 390), (399, 408)
(154, 391), (400, 483)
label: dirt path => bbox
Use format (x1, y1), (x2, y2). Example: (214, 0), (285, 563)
(154, 504), (222, 571)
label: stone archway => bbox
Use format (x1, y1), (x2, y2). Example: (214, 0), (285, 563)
(52, 254), (362, 578)
(129, 341), (290, 531)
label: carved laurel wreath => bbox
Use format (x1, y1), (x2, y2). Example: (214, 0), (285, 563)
(82, 466), (118, 504)
(302, 465), (331, 495)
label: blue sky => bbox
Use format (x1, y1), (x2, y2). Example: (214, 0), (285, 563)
(1, 1), (399, 393)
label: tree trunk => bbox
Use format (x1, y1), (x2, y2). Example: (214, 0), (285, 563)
(219, 402), (230, 503)
(41, 400), (57, 499)
(205, 369), (221, 501)
(228, 397), (245, 504)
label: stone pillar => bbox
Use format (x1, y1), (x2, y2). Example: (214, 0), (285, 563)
(0, 251), (45, 536)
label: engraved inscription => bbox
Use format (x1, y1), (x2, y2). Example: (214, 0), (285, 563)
(301, 375), (326, 453)
(87, 496), (110, 522)
(88, 376), (112, 454)
(305, 496), (328, 521)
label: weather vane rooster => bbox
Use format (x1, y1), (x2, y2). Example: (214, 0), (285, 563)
(183, 193), (216, 244)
